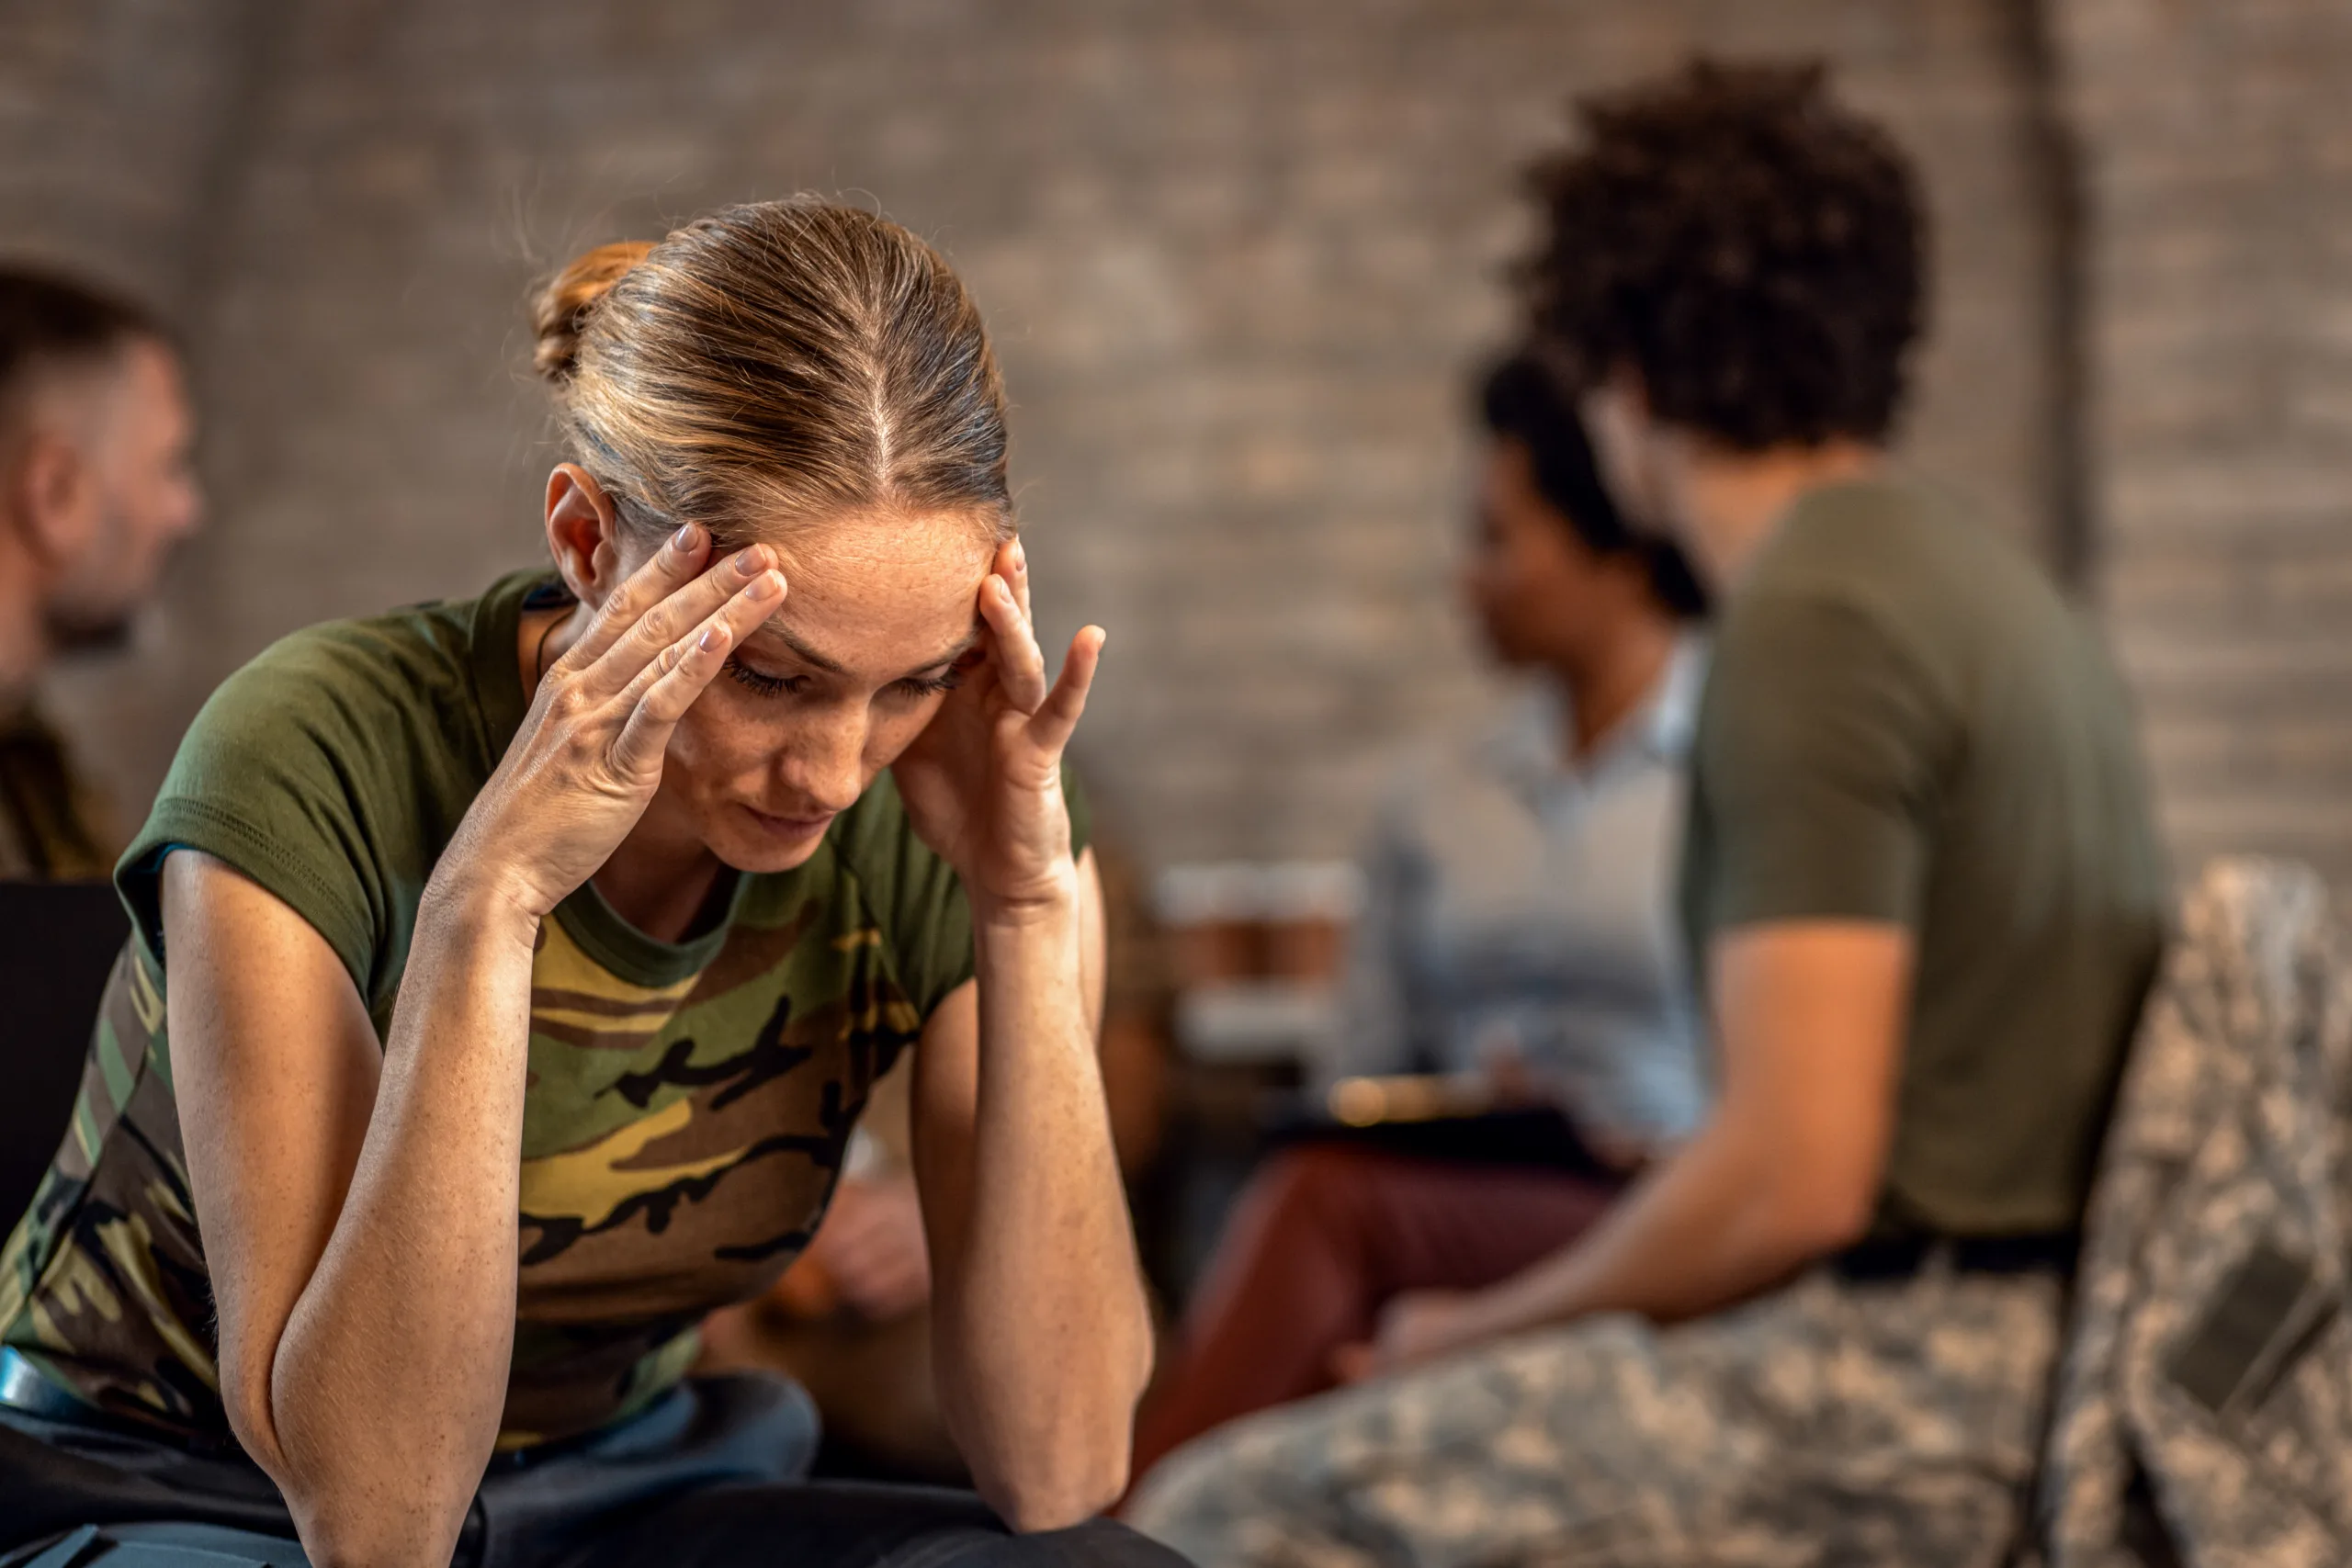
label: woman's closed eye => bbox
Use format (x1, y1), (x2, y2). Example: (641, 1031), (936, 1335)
(723, 658), (808, 699)
(892, 669), (963, 700)
(723, 657), (962, 702)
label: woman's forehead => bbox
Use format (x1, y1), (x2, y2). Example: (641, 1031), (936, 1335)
(753, 512), (996, 670)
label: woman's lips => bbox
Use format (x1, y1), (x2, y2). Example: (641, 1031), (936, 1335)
(744, 806), (837, 840)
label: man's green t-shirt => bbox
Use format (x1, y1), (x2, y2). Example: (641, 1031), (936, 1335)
(0, 570), (1086, 1447)
(1679, 478), (2169, 1237)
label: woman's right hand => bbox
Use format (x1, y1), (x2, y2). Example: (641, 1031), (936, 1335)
(447, 524), (786, 919)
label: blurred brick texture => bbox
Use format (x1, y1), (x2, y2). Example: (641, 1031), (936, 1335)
(0, 0), (2335, 886)
(2055, 0), (2352, 888)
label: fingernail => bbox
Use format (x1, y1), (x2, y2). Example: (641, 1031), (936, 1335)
(671, 523), (701, 555)
(1012, 540), (1028, 572)
(747, 570), (783, 602)
(700, 626), (726, 652)
(734, 547), (765, 578)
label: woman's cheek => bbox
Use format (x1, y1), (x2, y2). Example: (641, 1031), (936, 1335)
(667, 692), (770, 784)
(870, 697), (947, 767)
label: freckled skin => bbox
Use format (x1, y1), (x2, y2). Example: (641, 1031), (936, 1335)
(609, 513), (998, 879)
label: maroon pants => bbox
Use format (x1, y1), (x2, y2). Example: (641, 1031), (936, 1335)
(1129, 1144), (1619, 1486)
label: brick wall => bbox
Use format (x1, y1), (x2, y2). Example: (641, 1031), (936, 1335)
(0, 0), (254, 313)
(6, 2), (2064, 871)
(2053, 0), (2352, 888)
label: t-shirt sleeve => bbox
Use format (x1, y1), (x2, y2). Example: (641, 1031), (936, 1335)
(855, 761), (1095, 1021)
(116, 637), (403, 999)
(1694, 591), (1952, 934)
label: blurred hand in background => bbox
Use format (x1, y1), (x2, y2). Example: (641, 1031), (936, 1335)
(803, 1173), (932, 1324)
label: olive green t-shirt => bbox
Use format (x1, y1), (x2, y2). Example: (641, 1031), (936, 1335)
(0, 570), (1086, 1447)
(1679, 478), (2169, 1237)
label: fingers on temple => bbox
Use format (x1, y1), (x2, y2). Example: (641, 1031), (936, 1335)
(588, 545), (775, 693)
(984, 574), (1049, 710)
(1035, 626), (1105, 745)
(611, 573), (782, 770)
(560, 524), (712, 671)
(1007, 536), (1034, 625)
(612, 621), (728, 775)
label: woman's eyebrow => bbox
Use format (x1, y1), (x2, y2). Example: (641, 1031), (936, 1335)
(905, 629), (981, 678)
(755, 620), (851, 677)
(752, 620), (982, 680)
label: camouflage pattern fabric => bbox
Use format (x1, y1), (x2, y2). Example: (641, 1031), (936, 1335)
(0, 573), (1058, 1455)
(0, 848), (926, 1450)
(1129, 1264), (2064, 1568)
(2033, 858), (2352, 1568)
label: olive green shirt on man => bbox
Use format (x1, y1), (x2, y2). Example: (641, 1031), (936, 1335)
(0, 705), (117, 879)
(1679, 477), (2171, 1239)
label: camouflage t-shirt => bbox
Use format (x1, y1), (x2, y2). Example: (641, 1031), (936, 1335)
(0, 570), (1083, 1449)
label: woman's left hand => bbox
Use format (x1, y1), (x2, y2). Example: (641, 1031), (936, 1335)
(893, 538), (1104, 909)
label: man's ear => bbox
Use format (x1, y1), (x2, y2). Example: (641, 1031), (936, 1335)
(544, 464), (625, 605)
(8, 430), (95, 568)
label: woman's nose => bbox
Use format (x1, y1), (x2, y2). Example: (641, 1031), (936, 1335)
(783, 709), (867, 813)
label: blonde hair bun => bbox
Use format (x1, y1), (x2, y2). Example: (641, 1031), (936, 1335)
(531, 240), (654, 384)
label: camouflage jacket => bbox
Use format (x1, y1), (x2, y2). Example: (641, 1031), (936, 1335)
(2038, 857), (2352, 1566)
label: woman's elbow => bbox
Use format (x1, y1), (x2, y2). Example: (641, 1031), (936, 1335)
(282, 1472), (472, 1568)
(986, 1439), (1133, 1533)
(973, 1371), (1146, 1531)
(235, 1395), (467, 1567)
(1129, 1324), (1159, 1412)
(286, 1510), (410, 1568)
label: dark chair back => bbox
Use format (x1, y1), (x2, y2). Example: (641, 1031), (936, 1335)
(0, 881), (128, 1227)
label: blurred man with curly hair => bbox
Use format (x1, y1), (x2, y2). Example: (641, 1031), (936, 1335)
(1131, 59), (2169, 1567)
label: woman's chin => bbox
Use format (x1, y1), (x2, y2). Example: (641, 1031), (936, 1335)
(706, 804), (841, 874)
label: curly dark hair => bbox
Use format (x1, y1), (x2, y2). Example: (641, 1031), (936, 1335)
(1477, 350), (1707, 618)
(1520, 57), (1926, 450)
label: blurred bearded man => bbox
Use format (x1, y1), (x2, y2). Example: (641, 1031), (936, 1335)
(0, 267), (201, 876)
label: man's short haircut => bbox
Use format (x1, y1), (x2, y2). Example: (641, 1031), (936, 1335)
(1520, 57), (1925, 451)
(1477, 349), (1707, 618)
(0, 265), (167, 417)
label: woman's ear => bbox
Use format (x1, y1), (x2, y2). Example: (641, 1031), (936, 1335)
(544, 464), (625, 605)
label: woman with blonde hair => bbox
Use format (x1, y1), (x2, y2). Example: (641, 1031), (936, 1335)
(0, 198), (1170, 1568)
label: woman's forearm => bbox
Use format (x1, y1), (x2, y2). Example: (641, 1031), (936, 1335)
(931, 884), (1153, 1529)
(268, 869), (539, 1563)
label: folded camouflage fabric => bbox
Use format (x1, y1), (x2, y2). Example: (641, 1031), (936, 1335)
(2038, 857), (2352, 1568)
